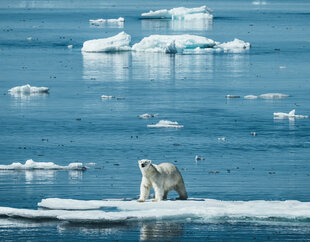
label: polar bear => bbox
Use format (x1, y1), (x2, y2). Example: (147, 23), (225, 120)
(137, 159), (188, 202)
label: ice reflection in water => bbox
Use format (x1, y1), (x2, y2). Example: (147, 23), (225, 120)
(140, 222), (184, 241)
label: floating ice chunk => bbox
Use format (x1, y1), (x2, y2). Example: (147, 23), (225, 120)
(273, 109), (308, 119)
(225, 95), (240, 98)
(141, 6), (213, 20)
(81, 32), (131, 53)
(67, 45), (73, 49)
(195, 155), (205, 162)
(0, 197), (306, 223)
(252, 1), (267, 5)
(8, 84), (49, 96)
(132, 34), (216, 53)
(279, 66), (287, 69)
(244, 95), (258, 99)
(89, 17), (124, 25)
(101, 94), (115, 99)
(147, 120), (183, 128)
(139, 113), (158, 119)
(215, 38), (251, 53)
(217, 137), (226, 141)
(259, 93), (289, 99)
(0, 159), (86, 170)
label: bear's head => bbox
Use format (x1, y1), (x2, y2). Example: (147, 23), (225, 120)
(138, 159), (152, 170)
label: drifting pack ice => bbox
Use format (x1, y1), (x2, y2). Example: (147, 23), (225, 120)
(141, 6), (213, 20)
(89, 17), (124, 25)
(8, 84), (49, 96)
(147, 120), (183, 128)
(82, 32), (250, 54)
(244, 93), (290, 99)
(273, 109), (308, 119)
(0, 159), (86, 170)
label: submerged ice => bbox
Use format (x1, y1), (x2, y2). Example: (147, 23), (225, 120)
(82, 32), (250, 54)
(141, 6), (213, 20)
(0, 159), (86, 170)
(1, 198), (310, 224)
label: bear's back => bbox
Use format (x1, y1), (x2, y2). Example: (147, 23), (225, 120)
(155, 162), (181, 176)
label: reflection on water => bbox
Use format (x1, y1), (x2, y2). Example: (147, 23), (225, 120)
(25, 170), (56, 184)
(82, 52), (131, 82)
(89, 22), (124, 29)
(141, 19), (213, 31)
(140, 222), (184, 241)
(82, 51), (250, 83)
(9, 93), (49, 108)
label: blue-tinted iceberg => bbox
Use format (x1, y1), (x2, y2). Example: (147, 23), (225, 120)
(81, 31), (131, 52)
(8, 84), (49, 96)
(141, 6), (213, 20)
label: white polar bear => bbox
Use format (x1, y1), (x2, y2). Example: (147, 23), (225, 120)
(137, 159), (188, 202)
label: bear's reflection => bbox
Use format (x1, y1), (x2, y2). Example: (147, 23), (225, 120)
(140, 222), (184, 241)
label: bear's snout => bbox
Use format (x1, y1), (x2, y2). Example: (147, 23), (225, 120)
(141, 163), (145, 168)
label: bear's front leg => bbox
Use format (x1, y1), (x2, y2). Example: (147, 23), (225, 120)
(137, 177), (151, 202)
(152, 184), (164, 202)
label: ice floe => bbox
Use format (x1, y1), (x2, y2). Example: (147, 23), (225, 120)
(225, 95), (240, 99)
(244, 95), (258, 99)
(8, 84), (49, 97)
(82, 32), (250, 54)
(101, 94), (115, 99)
(0, 159), (86, 170)
(141, 6), (213, 20)
(259, 93), (289, 99)
(1, 198), (310, 224)
(89, 17), (124, 25)
(273, 109), (308, 119)
(147, 120), (183, 128)
(81, 31), (131, 53)
(139, 113), (158, 119)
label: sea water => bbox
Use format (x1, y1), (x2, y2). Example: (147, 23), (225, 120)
(0, 0), (310, 240)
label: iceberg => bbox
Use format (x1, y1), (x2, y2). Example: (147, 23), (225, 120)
(1, 198), (310, 224)
(132, 34), (216, 54)
(273, 109), (308, 119)
(259, 93), (289, 99)
(141, 6), (213, 20)
(8, 84), (49, 96)
(215, 38), (251, 53)
(0, 159), (86, 170)
(89, 17), (124, 25)
(147, 120), (183, 128)
(81, 31), (131, 53)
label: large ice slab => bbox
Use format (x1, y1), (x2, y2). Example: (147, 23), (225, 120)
(8, 84), (49, 96)
(141, 6), (213, 20)
(273, 109), (308, 119)
(1, 198), (310, 223)
(147, 120), (183, 128)
(89, 17), (124, 25)
(0, 159), (86, 170)
(81, 31), (131, 52)
(259, 93), (290, 99)
(132, 34), (216, 54)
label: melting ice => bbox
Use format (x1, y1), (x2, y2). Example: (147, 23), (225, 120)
(8, 84), (49, 97)
(147, 120), (183, 128)
(0, 159), (86, 170)
(141, 6), (213, 20)
(273, 109), (308, 119)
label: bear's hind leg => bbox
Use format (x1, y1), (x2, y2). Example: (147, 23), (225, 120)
(175, 183), (188, 200)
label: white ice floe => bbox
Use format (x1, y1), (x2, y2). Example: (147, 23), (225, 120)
(139, 113), (158, 119)
(273, 109), (308, 119)
(8, 84), (49, 96)
(81, 31), (131, 53)
(141, 6), (213, 20)
(217, 137), (226, 142)
(147, 120), (183, 128)
(0, 159), (86, 170)
(1, 198), (309, 223)
(89, 17), (124, 25)
(132, 34), (216, 54)
(101, 94), (115, 99)
(244, 95), (258, 99)
(67, 45), (73, 49)
(225, 95), (240, 99)
(215, 38), (251, 53)
(259, 93), (289, 99)
(252, 1), (267, 5)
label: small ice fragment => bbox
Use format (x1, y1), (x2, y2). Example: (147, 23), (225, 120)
(147, 120), (183, 128)
(81, 31), (131, 53)
(226, 95), (240, 99)
(215, 38), (250, 53)
(27, 37), (33, 41)
(217, 137), (226, 141)
(67, 45), (73, 49)
(139, 113), (158, 119)
(85, 163), (96, 166)
(251, 132), (257, 136)
(244, 95), (258, 99)
(273, 109), (308, 119)
(89, 17), (124, 25)
(279, 66), (287, 69)
(8, 84), (49, 95)
(259, 93), (289, 99)
(101, 94), (115, 99)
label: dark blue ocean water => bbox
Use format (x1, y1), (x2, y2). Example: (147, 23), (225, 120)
(0, 0), (310, 240)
